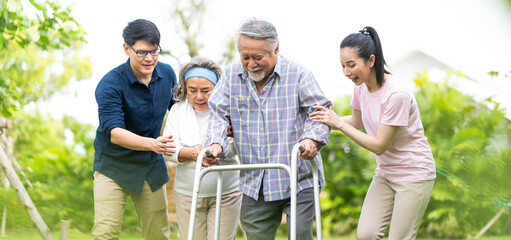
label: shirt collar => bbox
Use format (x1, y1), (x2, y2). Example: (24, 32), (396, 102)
(124, 58), (161, 86)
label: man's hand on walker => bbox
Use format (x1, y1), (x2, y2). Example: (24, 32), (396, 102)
(203, 143), (222, 167)
(299, 139), (318, 160)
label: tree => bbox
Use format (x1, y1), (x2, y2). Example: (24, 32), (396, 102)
(163, 0), (236, 66)
(10, 113), (95, 232)
(414, 73), (511, 238)
(0, 0), (92, 234)
(0, 0), (85, 51)
(0, 0), (91, 117)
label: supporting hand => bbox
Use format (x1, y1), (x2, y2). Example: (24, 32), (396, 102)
(310, 105), (342, 130)
(153, 135), (176, 156)
(299, 139), (318, 160)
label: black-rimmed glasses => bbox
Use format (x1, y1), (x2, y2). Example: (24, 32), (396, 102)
(130, 46), (162, 58)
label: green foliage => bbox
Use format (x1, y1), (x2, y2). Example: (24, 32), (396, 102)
(0, 0), (86, 51)
(3, 113), (93, 231)
(414, 73), (511, 237)
(3, 113), (142, 233)
(0, 0), (97, 233)
(0, 0), (91, 117)
(0, 187), (33, 229)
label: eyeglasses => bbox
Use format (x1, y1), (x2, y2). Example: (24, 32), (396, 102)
(130, 46), (162, 58)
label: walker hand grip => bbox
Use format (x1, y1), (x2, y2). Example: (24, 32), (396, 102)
(205, 149), (214, 158)
(297, 144), (305, 154)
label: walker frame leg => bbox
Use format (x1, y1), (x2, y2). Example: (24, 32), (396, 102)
(187, 143), (322, 240)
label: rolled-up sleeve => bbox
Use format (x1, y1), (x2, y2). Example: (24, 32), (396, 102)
(95, 77), (125, 138)
(298, 71), (331, 148)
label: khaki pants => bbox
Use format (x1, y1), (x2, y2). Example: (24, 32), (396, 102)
(357, 175), (434, 240)
(92, 171), (170, 240)
(175, 190), (242, 240)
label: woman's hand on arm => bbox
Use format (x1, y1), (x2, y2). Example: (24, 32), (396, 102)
(310, 105), (342, 130)
(310, 107), (397, 155)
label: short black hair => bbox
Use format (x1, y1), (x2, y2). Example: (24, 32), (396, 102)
(122, 19), (160, 46)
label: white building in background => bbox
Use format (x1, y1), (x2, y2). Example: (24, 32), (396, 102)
(391, 50), (511, 149)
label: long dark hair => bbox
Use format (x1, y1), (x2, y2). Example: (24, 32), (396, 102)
(340, 26), (390, 86)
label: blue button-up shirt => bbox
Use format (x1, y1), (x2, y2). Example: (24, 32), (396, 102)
(206, 55), (331, 201)
(93, 59), (176, 194)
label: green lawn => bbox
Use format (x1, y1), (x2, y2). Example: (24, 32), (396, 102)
(2, 229), (511, 240)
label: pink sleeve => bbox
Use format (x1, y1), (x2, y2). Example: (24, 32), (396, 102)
(351, 85), (361, 111)
(381, 91), (410, 126)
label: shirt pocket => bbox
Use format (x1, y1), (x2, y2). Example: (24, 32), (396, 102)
(124, 96), (152, 134)
(234, 96), (257, 126)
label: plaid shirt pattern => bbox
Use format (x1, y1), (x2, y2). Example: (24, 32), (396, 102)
(206, 56), (331, 201)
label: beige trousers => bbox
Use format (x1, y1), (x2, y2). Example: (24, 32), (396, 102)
(174, 190), (242, 240)
(357, 175), (434, 240)
(92, 171), (170, 240)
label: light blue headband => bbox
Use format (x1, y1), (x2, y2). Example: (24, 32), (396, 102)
(184, 68), (218, 85)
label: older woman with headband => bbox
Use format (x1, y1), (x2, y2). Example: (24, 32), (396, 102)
(162, 57), (241, 240)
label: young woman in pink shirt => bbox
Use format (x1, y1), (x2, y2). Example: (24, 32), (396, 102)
(310, 26), (436, 240)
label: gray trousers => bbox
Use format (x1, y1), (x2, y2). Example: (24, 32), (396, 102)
(240, 187), (315, 240)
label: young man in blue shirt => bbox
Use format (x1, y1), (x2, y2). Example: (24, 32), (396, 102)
(92, 19), (177, 240)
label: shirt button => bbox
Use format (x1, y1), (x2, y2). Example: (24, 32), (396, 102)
(260, 128), (263, 131)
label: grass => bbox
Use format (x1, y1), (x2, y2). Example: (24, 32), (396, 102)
(2, 229), (511, 240)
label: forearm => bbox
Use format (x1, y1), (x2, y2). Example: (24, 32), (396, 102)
(338, 124), (387, 155)
(338, 115), (363, 130)
(110, 127), (154, 151)
(176, 147), (202, 163)
(303, 114), (331, 147)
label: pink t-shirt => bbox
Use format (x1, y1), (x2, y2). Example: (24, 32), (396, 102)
(351, 77), (436, 182)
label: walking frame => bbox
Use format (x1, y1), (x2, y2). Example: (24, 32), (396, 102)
(187, 143), (323, 240)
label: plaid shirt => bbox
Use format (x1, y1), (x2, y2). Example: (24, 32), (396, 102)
(205, 55), (331, 201)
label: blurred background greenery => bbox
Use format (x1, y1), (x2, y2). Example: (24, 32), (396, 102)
(1, 0), (511, 239)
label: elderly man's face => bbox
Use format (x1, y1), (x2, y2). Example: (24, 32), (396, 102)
(238, 35), (279, 83)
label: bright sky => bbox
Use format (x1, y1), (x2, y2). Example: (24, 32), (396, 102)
(41, 0), (511, 126)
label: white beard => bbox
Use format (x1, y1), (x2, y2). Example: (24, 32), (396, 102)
(247, 67), (265, 82)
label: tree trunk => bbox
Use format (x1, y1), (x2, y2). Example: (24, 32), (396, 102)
(59, 220), (71, 240)
(0, 147), (54, 240)
(0, 119), (12, 130)
(1, 134), (33, 188)
(475, 207), (507, 238)
(1, 207), (6, 237)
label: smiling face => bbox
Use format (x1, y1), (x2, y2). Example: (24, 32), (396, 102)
(186, 77), (215, 111)
(124, 40), (159, 83)
(238, 34), (279, 83)
(340, 47), (375, 87)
